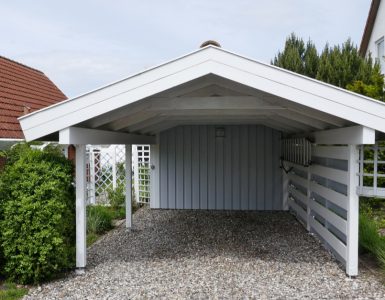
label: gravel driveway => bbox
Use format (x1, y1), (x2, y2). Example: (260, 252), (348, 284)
(25, 207), (385, 299)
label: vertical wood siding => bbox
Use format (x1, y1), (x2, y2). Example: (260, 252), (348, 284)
(159, 125), (282, 210)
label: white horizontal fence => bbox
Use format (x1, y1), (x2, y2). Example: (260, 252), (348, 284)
(285, 144), (358, 276)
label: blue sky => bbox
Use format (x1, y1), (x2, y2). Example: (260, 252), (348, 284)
(0, 0), (371, 98)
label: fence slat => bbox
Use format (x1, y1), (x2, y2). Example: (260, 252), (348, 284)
(288, 185), (307, 207)
(312, 146), (349, 160)
(288, 172), (308, 190)
(310, 217), (347, 260)
(288, 197), (307, 222)
(284, 161), (308, 173)
(310, 181), (347, 210)
(311, 164), (348, 185)
(310, 199), (347, 234)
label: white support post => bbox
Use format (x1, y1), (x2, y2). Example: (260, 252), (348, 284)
(150, 144), (160, 208)
(282, 169), (289, 210)
(306, 166), (311, 232)
(89, 150), (96, 204)
(75, 144), (87, 271)
(112, 146), (117, 190)
(346, 145), (359, 277)
(125, 145), (132, 229)
(133, 145), (140, 203)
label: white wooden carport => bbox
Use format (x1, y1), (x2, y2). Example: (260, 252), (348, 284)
(19, 45), (385, 277)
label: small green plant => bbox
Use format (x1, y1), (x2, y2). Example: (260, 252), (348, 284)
(0, 144), (75, 284)
(87, 205), (113, 235)
(0, 282), (28, 300)
(359, 212), (385, 269)
(107, 184), (125, 210)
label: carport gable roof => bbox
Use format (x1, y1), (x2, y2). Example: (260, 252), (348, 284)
(19, 45), (385, 141)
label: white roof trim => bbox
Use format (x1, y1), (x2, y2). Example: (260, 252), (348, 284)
(19, 45), (385, 141)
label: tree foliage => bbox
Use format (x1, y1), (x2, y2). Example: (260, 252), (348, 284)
(0, 144), (75, 284)
(272, 33), (384, 100)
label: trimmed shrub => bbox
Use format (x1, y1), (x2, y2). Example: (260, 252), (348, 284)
(0, 144), (75, 284)
(87, 205), (113, 235)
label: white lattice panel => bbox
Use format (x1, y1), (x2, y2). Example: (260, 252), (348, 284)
(87, 145), (126, 204)
(133, 145), (151, 203)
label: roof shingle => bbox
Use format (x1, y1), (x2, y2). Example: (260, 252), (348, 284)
(0, 56), (67, 139)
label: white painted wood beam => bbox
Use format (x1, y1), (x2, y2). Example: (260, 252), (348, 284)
(267, 116), (312, 132)
(125, 145), (132, 228)
(75, 145), (87, 270)
(313, 126), (375, 145)
(108, 111), (159, 131)
(102, 96), (282, 130)
(59, 127), (156, 145)
(154, 76), (214, 97)
(87, 101), (151, 128)
(148, 96), (279, 110)
(140, 118), (280, 135)
(178, 83), (248, 97)
(346, 145), (359, 276)
(263, 94), (349, 127)
(275, 110), (328, 130)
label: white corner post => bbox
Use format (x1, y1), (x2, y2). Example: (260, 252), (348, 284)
(346, 145), (359, 277)
(125, 144), (132, 229)
(75, 144), (87, 271)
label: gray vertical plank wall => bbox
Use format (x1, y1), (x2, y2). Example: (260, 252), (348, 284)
(158, 125), (283, 210)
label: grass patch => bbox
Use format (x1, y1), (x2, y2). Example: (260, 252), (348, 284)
(87, 205), (114, 235)
(86, 232), (100, 247)
(0, 282), (28, 300)
(360, 198), (385, 271)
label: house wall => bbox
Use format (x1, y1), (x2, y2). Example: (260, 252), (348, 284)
(366, 0), (385, 73)
(157, 125), (282, 210)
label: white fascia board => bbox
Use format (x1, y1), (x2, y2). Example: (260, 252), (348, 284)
(19, 46), (385, 141)
(59, 127), (156, 145)
(20, 50), (217, 141)
(313, 126), (375, 145)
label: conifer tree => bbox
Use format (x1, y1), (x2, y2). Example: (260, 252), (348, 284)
(272, 34), (384, 101)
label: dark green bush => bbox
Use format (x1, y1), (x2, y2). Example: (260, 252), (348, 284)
(0, 144), (75, 284)
(87, 205), (113, 235)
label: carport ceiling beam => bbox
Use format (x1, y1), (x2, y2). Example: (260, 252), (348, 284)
(59, 127), (156, 145)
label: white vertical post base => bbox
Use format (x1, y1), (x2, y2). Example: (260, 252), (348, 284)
(125, 145), (132, 229)
(75, 145), (87, 269)
(346, 145), (359, 277)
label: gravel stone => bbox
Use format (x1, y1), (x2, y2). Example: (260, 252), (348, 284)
(24, 208), (385, 299)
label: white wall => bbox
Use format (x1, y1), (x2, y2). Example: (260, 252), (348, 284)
(157, 125), (282, 210)
(366, 0), (385, 73)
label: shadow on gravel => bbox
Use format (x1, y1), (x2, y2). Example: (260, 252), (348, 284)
(87, 209), (334, 270)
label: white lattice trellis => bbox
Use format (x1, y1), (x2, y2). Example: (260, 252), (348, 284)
(133, 145), (151, 204)
(86, 144), (151, 205)
(87, 145), (126, 204)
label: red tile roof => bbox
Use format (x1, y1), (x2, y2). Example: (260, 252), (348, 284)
(0, 56), (67, 139)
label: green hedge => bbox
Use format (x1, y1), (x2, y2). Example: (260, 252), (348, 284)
(0, 144), (75, 284)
